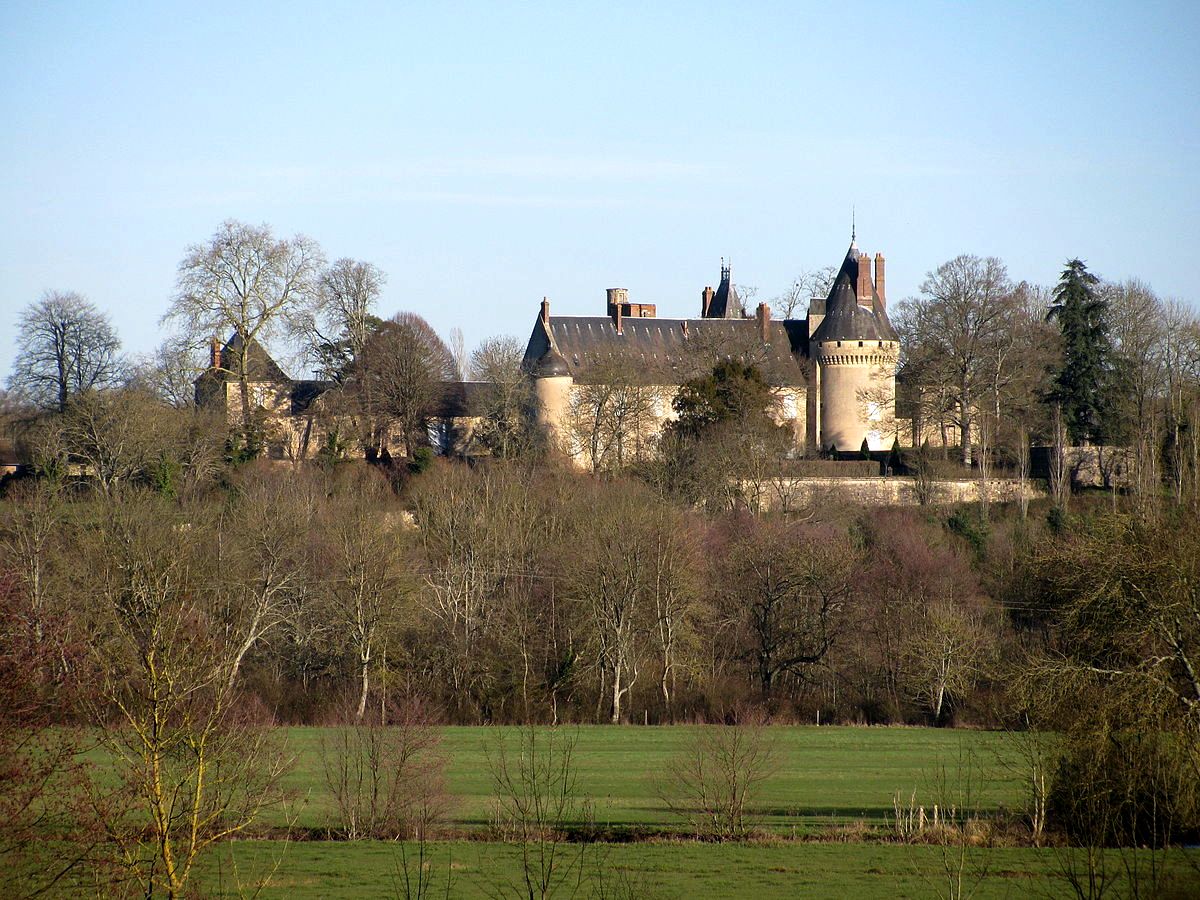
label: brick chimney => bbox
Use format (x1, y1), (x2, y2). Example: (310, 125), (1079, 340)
(540, 296), (551, 326)
(701, 285), (714, 317)
(874, 253), (886, 307)
(607, 288), (627, 334)
(210, 337), (222, 370)
(857, 252), (873, 305)
(755, 302), (771, 343)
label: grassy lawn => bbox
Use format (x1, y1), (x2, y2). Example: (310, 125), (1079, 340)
(77, 726), (1200, 897)
(196, 840), (1200, 899)
(277, 725), (1023, 831)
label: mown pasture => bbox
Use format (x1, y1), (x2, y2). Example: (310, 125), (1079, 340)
(79, 725), (1200, 897)
(195, 840), (1200, 899)
(273, 725), (1022, 831)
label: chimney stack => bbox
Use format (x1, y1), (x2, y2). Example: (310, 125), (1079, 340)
(701, 285), (714, 317)
(606, 288), (628, 334)
(756, 302), (771, 343)
(209, 337), (222, 370)
(857, 252), (872, 304)
(874, 253), (886, 307)
(540, 296), (551, 325)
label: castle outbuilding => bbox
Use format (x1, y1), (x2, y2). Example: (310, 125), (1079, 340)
(523, 237), (900, 466)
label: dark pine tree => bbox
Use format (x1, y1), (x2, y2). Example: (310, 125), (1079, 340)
(1047, 259), (1115, 444)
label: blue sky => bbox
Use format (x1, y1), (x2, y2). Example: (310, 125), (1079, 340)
(2, 1), (1197, 378)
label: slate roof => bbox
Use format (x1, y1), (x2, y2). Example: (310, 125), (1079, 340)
(204, 333), (292, 383)
(532, 347), (570, 378)
(194, 334), (482, 420)
(809, 244), (899, 343)
(438, 381), (491, 418)
(523, 313), (809, 387)
(705, 266), (742, 319)
(283, 379), (485, 418)
(290, 380), (329, 414)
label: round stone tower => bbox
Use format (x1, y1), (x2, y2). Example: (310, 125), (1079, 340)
(531, 346), (573, 452)
(810, 244), (899, 453)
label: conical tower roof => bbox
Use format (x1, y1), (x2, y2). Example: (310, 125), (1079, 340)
(810, 243), (898, 343)
(532, 346), (570, 377)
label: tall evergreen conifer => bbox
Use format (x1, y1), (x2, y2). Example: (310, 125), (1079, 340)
(1047, 259), (1114, 443)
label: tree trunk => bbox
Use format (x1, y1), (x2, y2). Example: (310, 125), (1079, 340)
(610, 665), (623, 724)
(959, 392), (972, 467)
(356, 652), (370, 721)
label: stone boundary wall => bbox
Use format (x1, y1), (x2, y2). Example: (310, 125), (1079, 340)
(757, 476), (1044, 508)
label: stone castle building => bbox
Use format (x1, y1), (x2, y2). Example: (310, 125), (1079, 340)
(522, 237), (900, 465)
(195, 237), (902, 466)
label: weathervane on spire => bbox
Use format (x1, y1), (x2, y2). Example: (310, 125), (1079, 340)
(851, 206), (856, 244)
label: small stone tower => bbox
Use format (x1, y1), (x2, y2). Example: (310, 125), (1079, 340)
(529, 299), (574, 452)
(809, 239), (899, 453)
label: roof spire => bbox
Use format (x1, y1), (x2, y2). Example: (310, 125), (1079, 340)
(850, 206), (857, 248)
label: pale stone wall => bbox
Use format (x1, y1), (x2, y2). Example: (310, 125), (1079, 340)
(751, 476), (1044, 509)
(1063, 445), (1134, 488)
(534, 374), (574, 455)
(815, 345), (898, 453)
(556, 381), (810, 470)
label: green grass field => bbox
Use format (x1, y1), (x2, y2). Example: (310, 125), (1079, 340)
(196, 840), (1200, 899)
(86, 726), (1200, 897)
(278, 725), (1022, 831)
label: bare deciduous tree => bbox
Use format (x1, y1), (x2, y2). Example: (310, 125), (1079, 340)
(486, 725), (587, 900)
(216, 469), (316, 688)
(566, 482), (686, 723)
(658, 708), (777, 839)
(894, 256), (1018, 466)
(470, 335), (538, 459)
(296, 258), (386, 381)
(717, 518), (857, 701)
(320, 692), (449, 840)
(350, 312), (459, 457)
(906, 597), (991, 725)
(770, 265), (837, 320)
(165, 219), (324, 445)
(412, 462), (542, 717)
(566, 354), (666, 473)
(126, 334), (208, 409)
(318, 493), (413, 720)
(7, 290), (123, 412)
(82, 492), (289, 899)
(32, 388), (224, 497)
(0, 535), (100, 899)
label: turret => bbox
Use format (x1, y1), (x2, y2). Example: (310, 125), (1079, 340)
(529, 299), (574, 453)
(809, 241), (899, 452)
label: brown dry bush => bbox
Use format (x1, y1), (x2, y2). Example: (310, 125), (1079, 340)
(657, 706), (779, 840)
(319, 691), (452, 840)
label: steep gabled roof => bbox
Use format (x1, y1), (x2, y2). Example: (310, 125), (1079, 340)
(208, 333), (291, 383)
(704, 265), (742, 319)
(523, 309), (808, 387)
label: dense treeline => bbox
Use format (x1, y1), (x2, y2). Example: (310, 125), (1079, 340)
(0, 456), (1192, 734)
